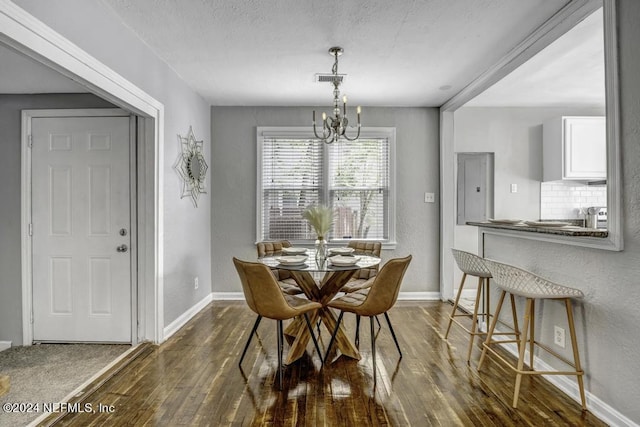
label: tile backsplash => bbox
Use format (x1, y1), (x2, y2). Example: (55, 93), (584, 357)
(540, 181), (607, 219)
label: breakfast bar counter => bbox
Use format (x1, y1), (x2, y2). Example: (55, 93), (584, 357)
(466, 221), (608, 238)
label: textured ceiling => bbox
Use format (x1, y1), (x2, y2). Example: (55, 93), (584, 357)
(2, 0), (602, 109)
(100, 0), (572, 107)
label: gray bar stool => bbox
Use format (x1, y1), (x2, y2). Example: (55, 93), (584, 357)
(478, 259), (586, 410)
(445, 249), (520, 363)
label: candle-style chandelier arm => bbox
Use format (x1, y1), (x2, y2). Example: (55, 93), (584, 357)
(311, 46), (362, 144)
(341, 123), (361, 141)
(312, 111), (334, 142)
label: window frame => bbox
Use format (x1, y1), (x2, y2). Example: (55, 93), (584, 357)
(256, 126), (397, 249)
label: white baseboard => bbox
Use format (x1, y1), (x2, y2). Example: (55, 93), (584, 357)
(460, 288), (478, 299)
(212, 292), (244, 300)
(494, 332), (638, 427)
(211, 291), (441, 301)
(0, 341), (11, 352)
(397, 292), (441, 300)
(162, 293), (213, 341)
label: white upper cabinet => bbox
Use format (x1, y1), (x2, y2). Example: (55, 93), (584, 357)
(543, 116), (606, 181)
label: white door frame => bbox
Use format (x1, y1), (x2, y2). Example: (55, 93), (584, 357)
(23, 108), (136, 344)
(1, 1), (165, 345)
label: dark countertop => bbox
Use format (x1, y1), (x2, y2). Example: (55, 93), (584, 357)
(466, 221), (609, 238)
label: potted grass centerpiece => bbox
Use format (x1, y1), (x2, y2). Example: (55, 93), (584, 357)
(302, 204), (334, 263)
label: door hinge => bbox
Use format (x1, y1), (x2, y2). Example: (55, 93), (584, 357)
(28, 134), (33, 148)
(28, 223), (33, 236)
(30, 310), (34, 324)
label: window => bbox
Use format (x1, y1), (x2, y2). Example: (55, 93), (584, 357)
(257, 127), (395, 246)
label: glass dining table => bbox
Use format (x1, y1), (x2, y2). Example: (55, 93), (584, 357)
(259, 249), (381, 364)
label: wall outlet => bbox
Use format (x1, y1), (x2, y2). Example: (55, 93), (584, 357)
(194, 276), (199, 290)
(554, 325), (565, 348)
(510, 183), (518, 193)
(424, 192), (435, 203)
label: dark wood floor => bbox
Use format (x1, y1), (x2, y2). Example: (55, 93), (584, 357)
(49, 301), (605, 426)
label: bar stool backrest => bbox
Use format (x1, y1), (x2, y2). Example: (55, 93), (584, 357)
(483, 259), (584, 300)
(451, 249), (491, 278)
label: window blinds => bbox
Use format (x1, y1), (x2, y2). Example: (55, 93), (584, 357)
(261, 138), (323, 240)
(329, 138), (390, 240)
(259, 135), (391, 242)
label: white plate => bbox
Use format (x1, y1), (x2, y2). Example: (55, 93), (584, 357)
(524, 221), (571, 227)
(329, 255), (359, 266)
(276, 255), (308, 265)
(488, 218), (522, 225)
(329, 247), (355, 255)
(281, 247), (307, 255)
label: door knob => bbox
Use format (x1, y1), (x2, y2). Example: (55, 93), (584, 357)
(117, 244), (128, 253)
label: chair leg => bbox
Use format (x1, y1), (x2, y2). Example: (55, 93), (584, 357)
(324, 311), (344, 362)
(510, 294), (521, 352)
(466, 277), (484, 364)
(383, 312), (402, 358)
(478, 290), (506, 371)
(277, 320), (284, 390)
(355, 314), (361, 347)
(565, 298), (587, 410)
(445, 273), (467, 339)
(513, 298), (533, 408)
(303, 313), (324, 365)
(370, 316), (377, 384)
(484, 277), (491, 327)
(529, 299), (536, 369)
(239, 315), (262, 366)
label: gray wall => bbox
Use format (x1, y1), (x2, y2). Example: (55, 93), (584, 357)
(476, 0), (640, 423)
(12, 0), (212, 336)
(211, 107), (440, 295)
(0, 94), (115, 345)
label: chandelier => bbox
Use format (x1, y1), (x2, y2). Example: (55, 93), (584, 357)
(312, 47), (362, 144)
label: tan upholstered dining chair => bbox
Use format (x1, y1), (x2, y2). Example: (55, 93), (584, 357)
(233, 257), (323, 389)
(324, 255), (412, 383)
(339, 241), (382, 293)
(338, 241), (391, 351)
(256, 240), (303, 295)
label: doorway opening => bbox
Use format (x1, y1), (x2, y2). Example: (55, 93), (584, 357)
(1, 3), (165, 346)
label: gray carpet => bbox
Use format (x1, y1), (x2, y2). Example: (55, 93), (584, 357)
(0, 344), (129, 426)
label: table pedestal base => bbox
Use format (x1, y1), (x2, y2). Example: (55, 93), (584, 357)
(283, 269), (361, 364)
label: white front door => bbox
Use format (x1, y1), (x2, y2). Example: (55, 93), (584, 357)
(31, 115), (132, 342)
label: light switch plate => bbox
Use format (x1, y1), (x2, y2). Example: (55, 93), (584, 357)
(510, 183), (518, 193)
